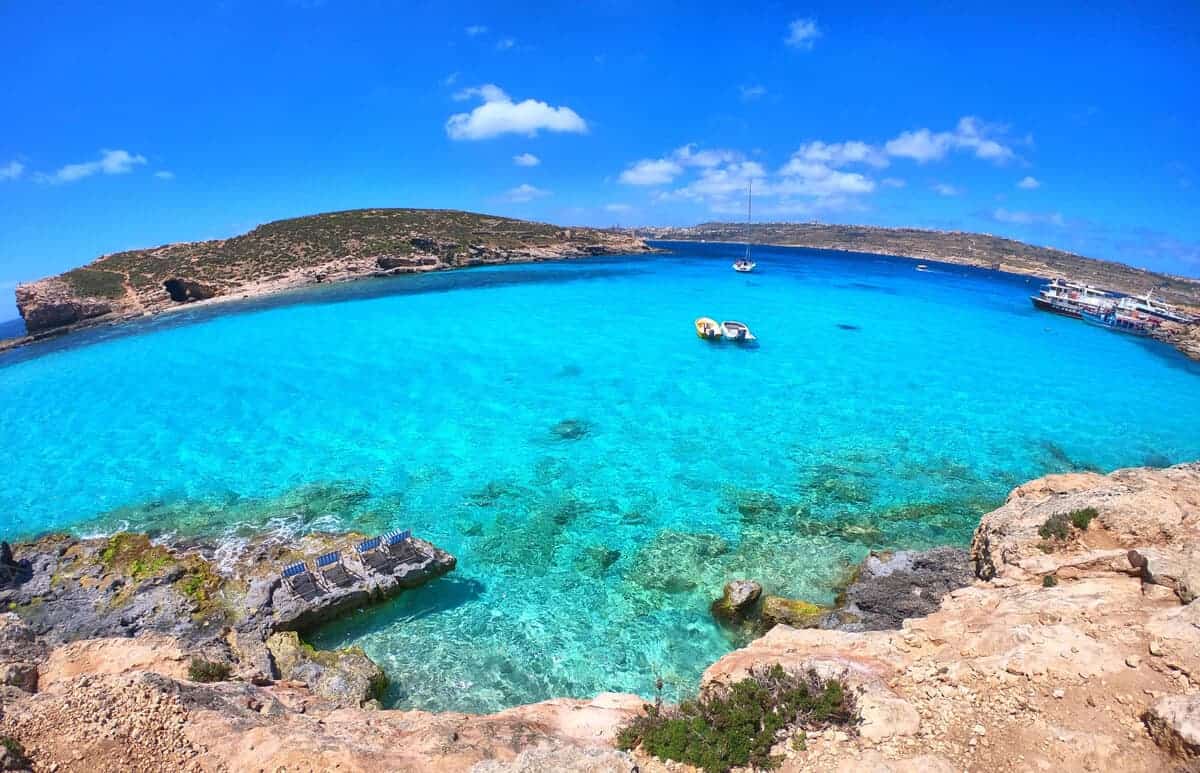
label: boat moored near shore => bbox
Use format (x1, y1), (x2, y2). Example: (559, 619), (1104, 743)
(695, 316), (722, 340)
(721, 320), (757, 343)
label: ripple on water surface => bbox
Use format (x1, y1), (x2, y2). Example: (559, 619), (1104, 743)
(3, 243), (1200, 712)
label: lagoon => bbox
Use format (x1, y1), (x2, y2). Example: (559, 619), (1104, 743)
(2, 241), (1199, 711)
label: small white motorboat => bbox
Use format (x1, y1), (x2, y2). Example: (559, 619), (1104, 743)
(733, 259), (756, 273)
(915, 264), (929, 272)
(721, 320), (756, 343)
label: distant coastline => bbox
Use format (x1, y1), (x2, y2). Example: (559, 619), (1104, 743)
(4, 210), (1199, 362)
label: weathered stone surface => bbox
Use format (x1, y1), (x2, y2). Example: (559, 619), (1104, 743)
(761, 596), (825, 629)
(821, 547), (972, 631)
(470, 747), (639, 773)
(711, 579), (763, 624)
(1144, 693), (1200, 759)
(162, 277), (218, 302)
(267, 631), (386, 708)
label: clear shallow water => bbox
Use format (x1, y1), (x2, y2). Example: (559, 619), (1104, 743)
(2, 242), (1200, 711)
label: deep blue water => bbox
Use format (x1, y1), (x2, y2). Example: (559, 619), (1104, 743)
(2, 242), (1199, 711)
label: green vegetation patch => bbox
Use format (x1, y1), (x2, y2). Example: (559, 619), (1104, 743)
(100, 532), (176, 581)
(617, 665), (858, 773)
(188, 658), (231, 683)
(1, 735), (31, 767)
(1069, 507), (1098, 530)
(63, 267), (126, 299)
(174, 555), (226, 620)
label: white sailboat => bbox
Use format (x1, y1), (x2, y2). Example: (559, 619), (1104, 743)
(732, 181), (757, 273)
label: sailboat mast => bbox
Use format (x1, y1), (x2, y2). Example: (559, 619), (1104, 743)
(746, 181), (752, 260)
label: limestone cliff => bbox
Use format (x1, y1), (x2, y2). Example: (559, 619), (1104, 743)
(13, 209), (653, 337)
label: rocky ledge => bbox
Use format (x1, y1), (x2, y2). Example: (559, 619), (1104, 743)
(2, 463), (1199, 772)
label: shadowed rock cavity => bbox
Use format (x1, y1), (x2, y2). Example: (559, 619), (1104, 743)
(163, 278), (217, 303)
(820, 547), (972, 631)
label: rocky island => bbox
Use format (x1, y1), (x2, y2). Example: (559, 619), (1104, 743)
(7, 208), (653, 344)
(2, 462), (1198, 772)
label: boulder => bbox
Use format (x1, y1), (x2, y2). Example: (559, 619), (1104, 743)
(1128, 547), (1199, 603)
(760, 596), (824, 629)
(1144, 693), (1200, 759)
(266, 631), (386, 708)
(710, 579), (762, 625)
(162, 278), (218, 303)
(822, 547), (972, 631)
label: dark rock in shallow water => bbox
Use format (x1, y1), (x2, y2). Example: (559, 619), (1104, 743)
(550, 418), (592, 441)
(836, 323), (861, 331)
(820, 546), (972, 632)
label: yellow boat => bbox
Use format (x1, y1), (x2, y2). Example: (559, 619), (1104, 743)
(695, 317), (722, 340)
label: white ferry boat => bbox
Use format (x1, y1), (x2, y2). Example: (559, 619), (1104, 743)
(1029, 279), (1115, 319)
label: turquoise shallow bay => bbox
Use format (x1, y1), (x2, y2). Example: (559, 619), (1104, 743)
(2, 242), (1199, 711)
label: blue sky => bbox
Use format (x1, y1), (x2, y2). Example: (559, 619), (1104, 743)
(2, 1), (1199, 320)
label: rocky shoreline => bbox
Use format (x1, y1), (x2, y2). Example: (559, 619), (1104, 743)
(2, 209), (655, 353)
(2, 463), (1199, 771)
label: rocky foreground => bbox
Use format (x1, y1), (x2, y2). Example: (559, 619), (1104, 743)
(8, 208), (653, 343)
(2, 464), (1199, 772)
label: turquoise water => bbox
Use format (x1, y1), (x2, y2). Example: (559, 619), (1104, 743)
(3, 242), (1200, 711)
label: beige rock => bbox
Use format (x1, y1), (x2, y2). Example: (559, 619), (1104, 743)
(38, 635), (190, 689)
(1144, 693), (1200, 759)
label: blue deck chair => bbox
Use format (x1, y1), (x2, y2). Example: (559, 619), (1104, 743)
(383, 529), (421, 562)
(316, 550), (356, 588)
(281, 561), (321, 600)
(355, 535), (398, 573)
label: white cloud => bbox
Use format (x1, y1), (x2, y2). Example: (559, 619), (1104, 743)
(503, 183), (550, 202)
(933, 182), (961, 196)
(465, 25), (487, 36)
(618, 144), (739, 186)
(0, 161), (23, 181)
(604, 203), (632, 213)
(513, 152), (540, 167)
(790, 140), (888, 169)
(993, 208), (1064, 226)
(620, 158), (684, 186)
(785, 18), (820, 50)
(885, 117), (1014, 164)
(446, 85), (587, 140)
(36, 149), (147, 184)
(740, 84), (767, 101)
(1017, 175), (1041, 189)
(442, 72), (459, 86)
(881, 177), (906, 188)
(154, 170), (175, 180)
(495, 37), (515, 51)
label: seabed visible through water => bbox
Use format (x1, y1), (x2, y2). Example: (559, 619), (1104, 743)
(3, 242), (1200, 711)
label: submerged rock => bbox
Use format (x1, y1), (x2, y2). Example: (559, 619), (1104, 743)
(550, 418), (592, 441)
(710, 579), (762, 625)
(821, 547), (972, 632)
(625, 530), (730, 593)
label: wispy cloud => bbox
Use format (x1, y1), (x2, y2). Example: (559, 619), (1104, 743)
(1017, 175), (1040, 189)
(739, 84), (767, 101)
(446, 85), (587, 140)
(442, 72), (459, 87)
(503, 183), (550, 202)
(0, 160), (23, 181)
(513, 152), (540, 167)
(933, 183), (961, 196)
(881, 177), (906, 188)
(885, 117), (1015, 164)
(495, 37), (515, 51)
(992, 207), (1064, 226)
(785, 18), (820, 50)
(154, 170), (175, 180)
(465, 25), (487, 36)
(35, 149), (147, 184)
(604, 203), (632, 213)
(619, 144), (739, 186)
